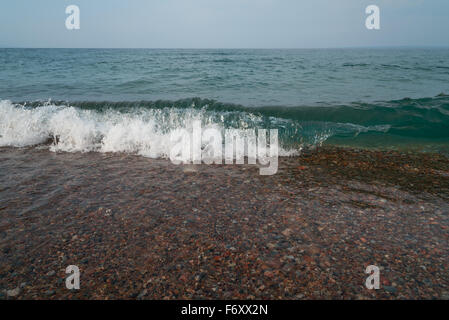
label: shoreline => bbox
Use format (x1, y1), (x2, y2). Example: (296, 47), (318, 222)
(0, 146), (448, 299)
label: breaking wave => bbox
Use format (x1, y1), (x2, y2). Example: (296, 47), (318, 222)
(1, 96), (448, 157)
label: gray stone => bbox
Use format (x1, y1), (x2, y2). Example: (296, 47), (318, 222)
(384, 286), (397, 293)
(7, 287), (20, 297)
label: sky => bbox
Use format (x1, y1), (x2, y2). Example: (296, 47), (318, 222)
(0, 0), (448, 48)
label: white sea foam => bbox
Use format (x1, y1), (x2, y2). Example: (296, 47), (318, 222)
(0, 100), (299, 158)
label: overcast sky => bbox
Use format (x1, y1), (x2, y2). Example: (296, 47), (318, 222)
(1, 0), (448, 48)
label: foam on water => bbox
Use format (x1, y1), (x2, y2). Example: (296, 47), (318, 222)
(2, 97), (448, 157)
(0, 100), (301, 158)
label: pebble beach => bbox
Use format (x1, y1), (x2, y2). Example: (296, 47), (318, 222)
(1, 146), (448, 299)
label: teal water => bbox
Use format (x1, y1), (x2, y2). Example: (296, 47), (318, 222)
(1, 48), (449, 154)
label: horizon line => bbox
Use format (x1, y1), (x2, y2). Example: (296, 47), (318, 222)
(1, 45), (449, 50)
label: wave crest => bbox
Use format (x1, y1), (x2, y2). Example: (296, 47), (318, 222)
(1, 96), (447, 157)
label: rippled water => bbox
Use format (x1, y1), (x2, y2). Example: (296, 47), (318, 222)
(2, 48), (449, 105)
(1, 48), (449, 154)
